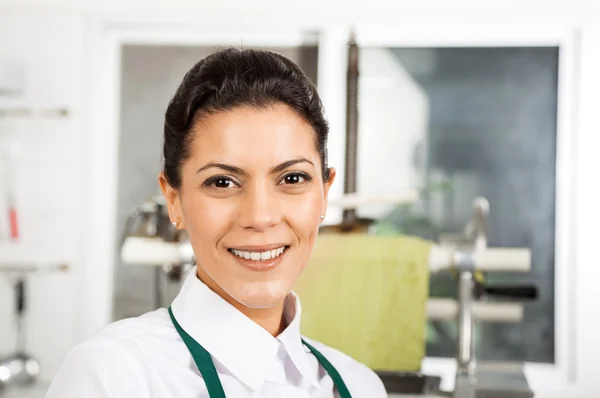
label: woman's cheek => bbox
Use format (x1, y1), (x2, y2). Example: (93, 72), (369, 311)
(283, 192), (323, 234)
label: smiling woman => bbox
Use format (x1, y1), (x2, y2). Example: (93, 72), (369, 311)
(161, 103), (331, 320)
(45, 48), (387, 398)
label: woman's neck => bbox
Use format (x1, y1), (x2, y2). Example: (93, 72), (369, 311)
(196, 267), (286, 337)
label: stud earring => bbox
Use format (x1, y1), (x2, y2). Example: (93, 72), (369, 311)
(320, 215), (325, 220)
(172, 221), (179, 228)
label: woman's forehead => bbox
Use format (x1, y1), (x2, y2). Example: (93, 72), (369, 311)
(189, 105), (319, 162)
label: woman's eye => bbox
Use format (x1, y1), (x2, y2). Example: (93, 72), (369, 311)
(281, 173), (311, 185)
(214, 178), (233, 188)
(205, 177), (237, 189)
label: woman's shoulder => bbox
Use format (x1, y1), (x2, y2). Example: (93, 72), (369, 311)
(86, 308), (176, 346)
(301, 336), (388, 397)
(46, 309), (178, 397)
(60, 308), (179, 366)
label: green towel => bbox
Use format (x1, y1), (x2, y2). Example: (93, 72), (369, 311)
(294, 234), (431, 372)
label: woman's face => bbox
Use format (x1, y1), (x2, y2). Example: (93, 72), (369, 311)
(160, 104), (335, 309)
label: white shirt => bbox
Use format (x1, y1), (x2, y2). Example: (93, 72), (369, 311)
(45, 270), (387, 398)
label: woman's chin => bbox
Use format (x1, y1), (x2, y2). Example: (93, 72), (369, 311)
(227, 281), (290, 309)
(239, 297), (282, 309)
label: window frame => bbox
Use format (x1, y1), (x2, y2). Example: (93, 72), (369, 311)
(315, 21), (593, 394)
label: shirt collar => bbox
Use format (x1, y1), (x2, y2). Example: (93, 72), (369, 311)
(277, 292), (320, 387)
(170, 270), (320, 391)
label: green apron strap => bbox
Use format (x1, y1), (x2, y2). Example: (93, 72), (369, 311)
(169, 306), (352, 398)
(302, 339), (353, 398)
(168, 307), (226, 398)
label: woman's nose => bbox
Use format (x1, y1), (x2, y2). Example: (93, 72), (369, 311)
(237, 184), (281, 231)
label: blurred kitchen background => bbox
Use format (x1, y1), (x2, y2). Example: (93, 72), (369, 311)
(1, 1), (600, 397)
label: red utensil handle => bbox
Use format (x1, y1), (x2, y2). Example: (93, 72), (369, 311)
(9, 206), (19, 240)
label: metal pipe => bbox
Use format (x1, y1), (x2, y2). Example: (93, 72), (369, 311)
(427, 299), (523, 322)
(342, 31), (360, 226)
(428, 246), (531, 273)
(457, 271), (475, 375)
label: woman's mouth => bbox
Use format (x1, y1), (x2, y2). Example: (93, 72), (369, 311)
(227, 245), (290, 271)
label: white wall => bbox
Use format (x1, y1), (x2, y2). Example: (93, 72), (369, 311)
(0, 12), (86, 382)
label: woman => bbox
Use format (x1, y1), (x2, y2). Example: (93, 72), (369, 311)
(46, 48), (387, 398)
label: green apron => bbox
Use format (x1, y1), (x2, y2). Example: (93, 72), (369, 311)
(168, 306), (352, 398)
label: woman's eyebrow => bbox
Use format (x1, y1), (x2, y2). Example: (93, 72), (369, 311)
(196, 158), (315, 176)
(269, 158), (315, 174)
(196, 162), (248, 176)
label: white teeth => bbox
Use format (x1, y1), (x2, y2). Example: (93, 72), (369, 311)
(231, 247), (287, 261)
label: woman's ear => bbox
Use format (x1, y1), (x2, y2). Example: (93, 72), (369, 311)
(158, 172), (184, 229)
(322, 167), (336, 217)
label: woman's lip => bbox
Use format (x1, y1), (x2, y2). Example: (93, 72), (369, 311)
(228, 243), (290, 252)
(228, 247), (289, 271)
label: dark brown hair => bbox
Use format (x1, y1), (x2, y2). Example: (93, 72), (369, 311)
(162, 48), (330, 189)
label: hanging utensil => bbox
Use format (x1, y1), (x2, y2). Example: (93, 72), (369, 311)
(0, 277), (41, 387)
(0, 139), (21, 242)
